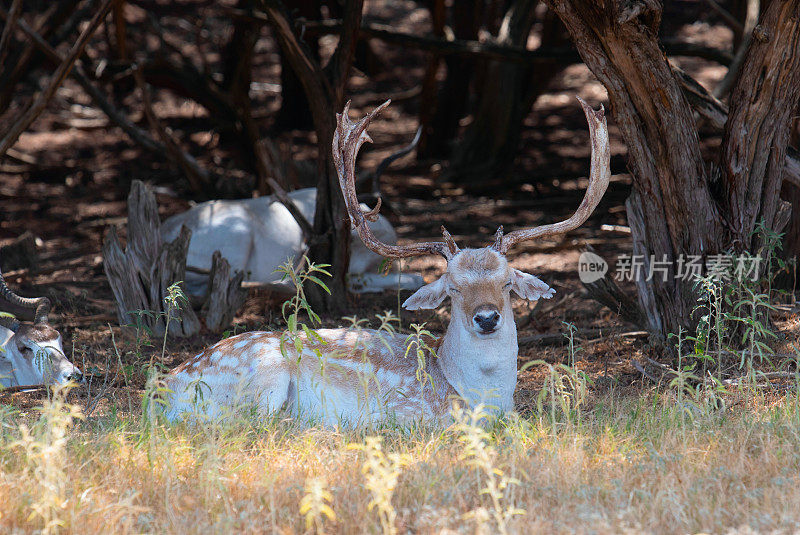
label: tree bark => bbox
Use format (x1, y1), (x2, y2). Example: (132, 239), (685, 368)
(261, 0), (364, 312)
(102, 181), (200, 338)
(273, 0), (319, 131)
(720, 0), (800, 250)
(203, 251), (247, 332)
(544, 0), (800, 338)
(416, 0), (446, 158)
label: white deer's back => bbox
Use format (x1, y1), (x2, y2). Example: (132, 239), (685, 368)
(160, 188), (423, 295)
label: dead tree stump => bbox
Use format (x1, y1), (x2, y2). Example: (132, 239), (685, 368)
(202, 251), (247, 332)
(103, 180), (200, 338)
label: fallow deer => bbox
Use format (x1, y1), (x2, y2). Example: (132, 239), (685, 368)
(160, 135), (425, 298)
(163, 97), (609, 425)
(0, 266), (82, 388)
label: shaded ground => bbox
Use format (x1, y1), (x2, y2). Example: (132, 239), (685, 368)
(1, 5), (798, 414)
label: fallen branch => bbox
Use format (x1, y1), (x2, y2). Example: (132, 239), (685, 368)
(722, 371), (800, 387)
(0, 384), (48, 394)
(518, 328), (647, 346)
(0, 0), (114, 160)
(632, 359), (660, 383)
(186, 265), (296, 297)
(671, 65), (729, 129)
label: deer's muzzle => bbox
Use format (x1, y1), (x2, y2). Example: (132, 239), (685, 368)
(472, 305), (501, 334)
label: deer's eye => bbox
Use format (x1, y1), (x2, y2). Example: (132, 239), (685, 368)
(449, 287), (462, 295)
(504, 281), (512, 289)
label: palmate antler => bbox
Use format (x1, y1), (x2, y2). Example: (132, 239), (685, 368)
(334, 99), (459, 261)
(334, 96), (610, 261)
(493, 97), (611, 254)
(0, 264), (50, 325)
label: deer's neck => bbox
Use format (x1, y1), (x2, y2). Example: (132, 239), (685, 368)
(436, 304), (518, 414)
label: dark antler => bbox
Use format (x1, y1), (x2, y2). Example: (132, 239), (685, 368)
(0, 264), (50, 324)
(334, 100), (459, 260)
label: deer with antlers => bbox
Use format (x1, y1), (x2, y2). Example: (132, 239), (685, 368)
(0, 267), (82, 388)
(163, 98), (609, 425)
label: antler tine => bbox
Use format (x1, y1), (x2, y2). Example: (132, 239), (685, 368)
(335, 100), (454, 260)
(0, 263), (50, 325)
(441, 226), (460, 256)
(496, 97), (611, 254)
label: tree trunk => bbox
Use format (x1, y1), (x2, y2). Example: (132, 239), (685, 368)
(449, 1), (566, 183)
(262, 0), (363, 313)
(418, 0), (481, 158)
(273, 0), (319, 132)
(545, 0), (800, 338)
(416, 0), (446, 158)
(776, 114), (800, 291)
(720, 1), (800, 251)
(776, 180), (800, 290)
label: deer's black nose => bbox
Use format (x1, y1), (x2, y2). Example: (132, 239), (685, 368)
(68, 370), (84, 384)
(473, 310), (501, 333)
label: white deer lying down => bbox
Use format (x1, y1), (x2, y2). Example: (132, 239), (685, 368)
(161, 192), (424, 298)
(163, 97), (609, 425)
(0, 266), (82, 388)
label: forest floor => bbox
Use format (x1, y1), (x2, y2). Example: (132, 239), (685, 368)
(1, 3), (800, 533)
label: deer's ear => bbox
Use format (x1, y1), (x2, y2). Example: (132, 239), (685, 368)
(402, 276), (449, 310)
(510, 269), (555, 301)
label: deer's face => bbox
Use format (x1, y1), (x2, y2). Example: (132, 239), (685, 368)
(402, 248), (555, 337)
(5, 324), (81, 386)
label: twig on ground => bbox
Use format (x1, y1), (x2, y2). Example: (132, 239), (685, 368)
(518, 328), (647, 346)
(82, 343), (116, 417)
(632, 359), (660, 383)
(0, 384), (48, 394)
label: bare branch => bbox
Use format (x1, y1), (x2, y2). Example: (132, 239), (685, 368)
(0, 0), (114, 160)
(368, 126), (421, 196)
(133, 67), (212, 195)
(0, 0), (22, 70)
(266, 177), (314, 239)
(672, 64), (800, 190)
(714, 0), (760, 98)
(702, 0), (745, 33)
(0, 7), (167, 157)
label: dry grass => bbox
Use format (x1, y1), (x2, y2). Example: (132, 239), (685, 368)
(1, 383), (799, 534)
